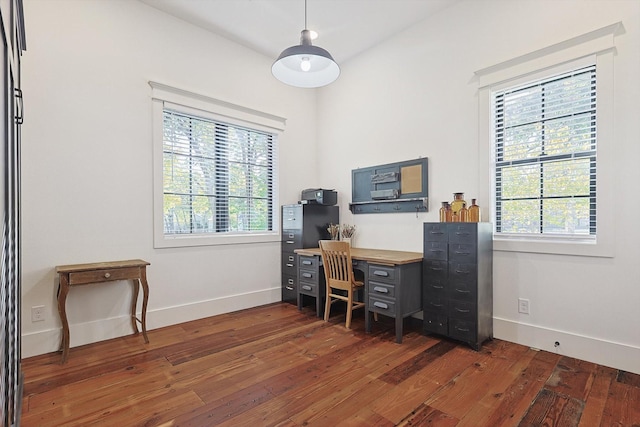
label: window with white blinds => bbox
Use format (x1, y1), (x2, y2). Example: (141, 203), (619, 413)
(492, 65), (596, 238)
(162, 109), (276, 236)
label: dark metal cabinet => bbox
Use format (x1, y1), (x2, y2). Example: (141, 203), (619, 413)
(423, 222), (493, 350)
(281, 204), (338, 304)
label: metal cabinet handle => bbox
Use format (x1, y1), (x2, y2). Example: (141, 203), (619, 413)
(429, 267), (443, 271)
(373, 301), (388, 309)
(429, 249), (444, 253)
(455, 288), (470, 294)
(288, 256), (294, 261)
(302, 260), (312, 265)
(430, 302), (443, 308)
(286, 263), (294, 268)
(455, 307), (470, 313)
(15, 88), (24, 124)
(285, 241), (295, 244)
(288, 278), (294, 285)
(302, 273), (312, 278)
(432, 285), (444, 289)
(373, 270), (389, 277)
(373, 286), (388, 293)
(455, 326), (470, 332)
(302, 285), (312, 291)
(454, 251), (470, 256)
(285, 286), (294, 291)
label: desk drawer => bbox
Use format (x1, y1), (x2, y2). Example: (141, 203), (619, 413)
(299, 269), (318, 283)
(368, 265), (396, 283)
(299, 281), (318, 296)
(69, 267), (140, 285)
(369, 297), (396, 317)
(369, 281), (395, 299)
(298, 256), (318, 269)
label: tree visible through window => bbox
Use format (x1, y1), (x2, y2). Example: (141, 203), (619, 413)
(492, 65), (596, 237)
(162, 109), (275, 235)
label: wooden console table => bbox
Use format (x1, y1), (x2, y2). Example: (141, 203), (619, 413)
(56, 259), (150, 364)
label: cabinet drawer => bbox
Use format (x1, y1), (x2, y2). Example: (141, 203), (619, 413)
(424, 223), (449, 242)
(449, 300), (476, 320)
(282, 205), (302, 230)
(422, 295), (448, 315)
(281, 253), (297, 276)
(449, 262), (478, 284)
(424, 241), (448, 261)
(368, 265), (396, 283)
(298, 255), (318, 269)
(369, 297), (396, 317)
(282, 231), (302, 248)
(448, 280), (476, 301)
(423, 277), (448, 297)
(448, 244), (477, 262)
(68, 267), (140, 285)
(369, 281), (395, 299)
(423, 260), (448, 281)
(283, 275), (297, 291)
(299, 281), (318, 296)
(299, 269), (318, 283)
(449, 318), (476, 343)
(448, 224), (478, 244)
(423, 311), (448, 336)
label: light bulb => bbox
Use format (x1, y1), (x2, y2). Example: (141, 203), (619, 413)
(300, 57), (311, 72)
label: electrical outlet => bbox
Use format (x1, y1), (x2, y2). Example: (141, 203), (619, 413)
(31, 305), (45, 322)
(518, 298), (530, 314)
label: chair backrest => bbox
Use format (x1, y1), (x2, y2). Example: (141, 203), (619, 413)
(319, 240), (354, 292)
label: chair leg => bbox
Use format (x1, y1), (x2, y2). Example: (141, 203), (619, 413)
(345, 289), (353, 329)
(324, 294), (331, 322)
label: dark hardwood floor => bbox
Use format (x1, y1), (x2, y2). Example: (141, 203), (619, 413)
(20, 302), (640, 426)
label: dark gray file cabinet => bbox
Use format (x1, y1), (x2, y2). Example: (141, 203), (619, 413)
(422, 222), (493, 350)
(281, 204), (338, 304)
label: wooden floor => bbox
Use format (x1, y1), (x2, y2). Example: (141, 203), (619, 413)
(21, 302), (640, 427)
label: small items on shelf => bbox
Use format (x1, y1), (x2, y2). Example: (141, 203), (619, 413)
(439, 193), (481, 223)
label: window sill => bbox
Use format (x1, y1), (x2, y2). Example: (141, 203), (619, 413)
(154, 232), (280, 249)
(493, 235), (613, 258)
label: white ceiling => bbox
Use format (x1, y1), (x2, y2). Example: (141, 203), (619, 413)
(138, 0), (460, 64)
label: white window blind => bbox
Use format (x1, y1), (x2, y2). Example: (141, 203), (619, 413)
(162, 109), (276, 235)
(492, 65), (596, 238)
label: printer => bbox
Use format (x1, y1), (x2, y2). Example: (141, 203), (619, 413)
(301, 188), (337, 206)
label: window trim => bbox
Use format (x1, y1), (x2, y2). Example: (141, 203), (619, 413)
(477, 23), (621, 257)
(150, 82), (285, 248)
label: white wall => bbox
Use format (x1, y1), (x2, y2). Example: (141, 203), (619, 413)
(317, 0), (640, 374)
(20, 0), (321, 357)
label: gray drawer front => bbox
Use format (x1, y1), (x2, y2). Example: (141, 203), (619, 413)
(423, 296), (448, 315)
(368, 265), (396, 283)
(423, 311), (448, 336)
(423, 276), (448, 297)
(424, 241), (448, 261)
(369, 281), (396, 299)
(282, 205), (302, 229)
(299, 269), (318, 283)
(449, 299), (476, 320)
(449, 318), (476, 343)
(283, 275), (297, 292)
(448, 224), (478, 244)
(448, 280), (476, 301)
(281, 253), (297, 276)
(449, 262), (478, 284)
(298, 255), (318, 269)
(299, 281), (318, 296)
(369, 297), (396, 317)
(423, 260), (448, 281)
(448, 244), (477, 262)
(424, 223), (449, 242)
(282, 231), (302, 248)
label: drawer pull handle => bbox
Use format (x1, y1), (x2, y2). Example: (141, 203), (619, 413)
(429, 267), (443, 271)
(286, 241), (295, 244)
(454, 251), (470, 256)
(302, 285), (312, 291)
(455, 270), (470, 274)
(432, 285), (444, 289)
(373, 270), (389, 277)
(286, 263), (294, 268)
(302, 260), (312, 265)
(430, 303), (443, 308)
(373, 301), (388, 309)
(288, 278), (294, 285)
(455, 288), (470, 293)
(285, 286), (294, 291)
(429, 249), (444, 253)
(302, 273), (312, 278)
(429, 231), (444, 235)
(455, 308), (470, 313)
(455, 326), (470, 332)
(104, 272), (111, 279)
(373, 286), (388, 293)
(455, 232), (470, 236)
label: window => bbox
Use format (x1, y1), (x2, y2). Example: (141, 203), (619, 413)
(151, 82), (285, 248)
(476, 22), (620, 257)
(492, 65), (596, 239)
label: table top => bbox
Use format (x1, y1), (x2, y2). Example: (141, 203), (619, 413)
(56, 259), (150, 274)
(294, 247), (422, 266)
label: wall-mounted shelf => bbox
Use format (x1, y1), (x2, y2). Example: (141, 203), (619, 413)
(349, 157), (428, 214)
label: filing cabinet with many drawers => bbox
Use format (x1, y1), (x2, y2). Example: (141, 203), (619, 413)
(422, 222), (493, 350)
(281, 204), (338, 304)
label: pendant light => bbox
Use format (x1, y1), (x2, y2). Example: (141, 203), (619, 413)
(272, 0), (340, 88)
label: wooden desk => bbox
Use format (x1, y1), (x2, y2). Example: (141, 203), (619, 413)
(56, 259), (150, 364)
(294, 247), (422, 343)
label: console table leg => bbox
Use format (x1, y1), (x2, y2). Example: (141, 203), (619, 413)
(140, 267), (150, 344)
(57, 274), (71, 364)
(131, 278), (140, 335)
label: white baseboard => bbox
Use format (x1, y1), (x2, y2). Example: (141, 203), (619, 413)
(22, 286), (282, 359)
(494, 316), (640, 375)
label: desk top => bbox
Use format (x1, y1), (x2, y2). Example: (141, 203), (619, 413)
(56, 259), (150, 274)
(294, 247), (422, 266)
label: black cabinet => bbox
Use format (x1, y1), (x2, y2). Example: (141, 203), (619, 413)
(423, 222), (493, 350)
(281, 204), (338, 304)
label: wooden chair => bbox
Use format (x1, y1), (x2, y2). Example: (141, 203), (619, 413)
(319, 240), (365, 329)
